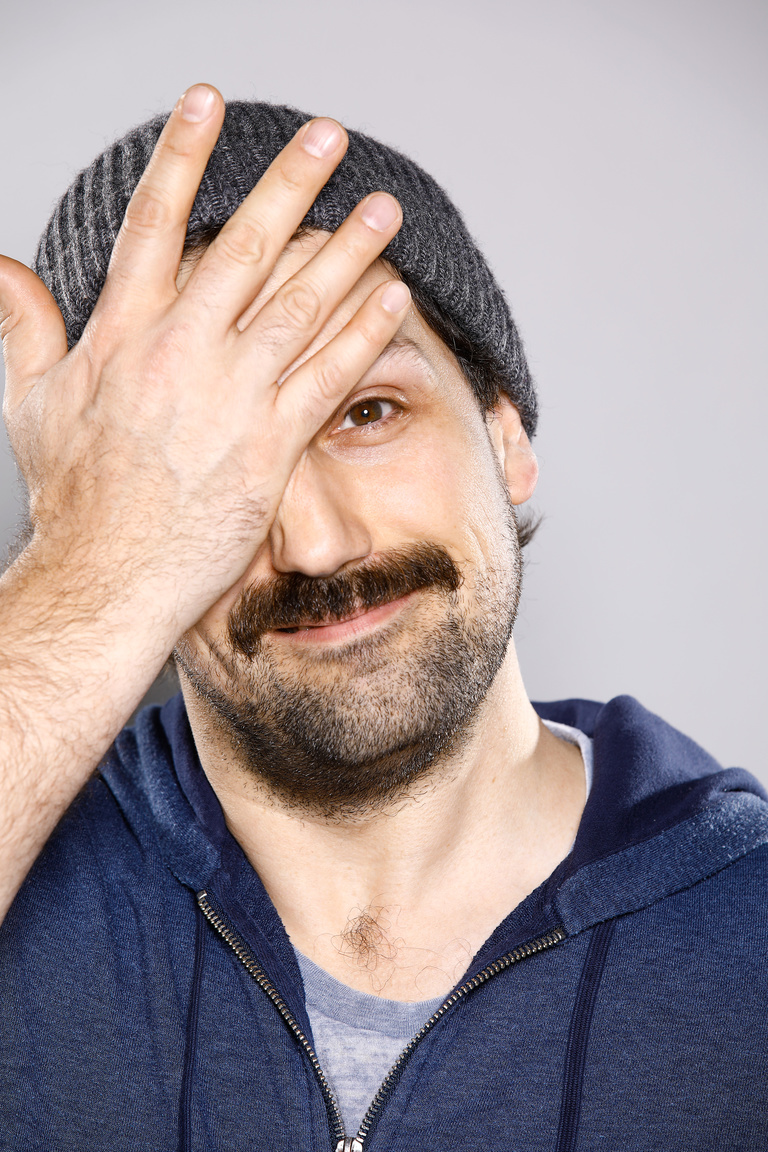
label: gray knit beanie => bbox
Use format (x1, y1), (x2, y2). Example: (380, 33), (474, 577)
(34, 100), (537, 436)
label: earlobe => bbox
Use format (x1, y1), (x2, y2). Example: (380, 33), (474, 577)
(489, 394), (539, 506)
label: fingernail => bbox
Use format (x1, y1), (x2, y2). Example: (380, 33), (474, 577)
(381, 282), (410, 313)
(180, 85), (216, 123)
(302, 118), (343, 158)
(362, 193), (400, 232)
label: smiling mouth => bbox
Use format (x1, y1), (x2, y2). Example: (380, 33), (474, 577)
(269, 594), (415, 642)
(275, 604), (378, 633)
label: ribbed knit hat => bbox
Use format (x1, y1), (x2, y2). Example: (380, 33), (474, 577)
(34, 101), (537, 436)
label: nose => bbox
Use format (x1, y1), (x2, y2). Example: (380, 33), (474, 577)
(268, 457), (373, 577)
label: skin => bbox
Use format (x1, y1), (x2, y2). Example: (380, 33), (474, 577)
(0, 86), (409, 921)
(178, 234), (586, 1000)
(0, 85), (585, 1001)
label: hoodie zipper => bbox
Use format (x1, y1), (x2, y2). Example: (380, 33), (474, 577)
(195, 891), (347, 1145)
(196, 890), (565, 1151)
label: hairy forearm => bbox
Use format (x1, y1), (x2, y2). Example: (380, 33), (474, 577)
(0, 88), (409, 924)
(0, 544), (175, 922)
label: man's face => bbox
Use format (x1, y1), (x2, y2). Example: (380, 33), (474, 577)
(175, 233), (531, 817)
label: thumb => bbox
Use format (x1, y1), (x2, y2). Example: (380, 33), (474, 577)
(0, 255), (68, 412)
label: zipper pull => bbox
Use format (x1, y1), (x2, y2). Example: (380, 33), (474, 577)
(335, 1139), (364, 1152)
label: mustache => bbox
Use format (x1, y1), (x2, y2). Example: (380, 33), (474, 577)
(227, 542), (463, 658)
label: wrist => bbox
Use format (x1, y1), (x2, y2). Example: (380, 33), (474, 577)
(0, 536), (179, 717)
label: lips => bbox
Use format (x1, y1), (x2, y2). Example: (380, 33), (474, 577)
(268, 594), (415, 643)
(275, 604), (376, 633)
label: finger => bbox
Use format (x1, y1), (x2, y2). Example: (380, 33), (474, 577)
(97, 84), (225, 311)
(180, 117), (348, 326)
(235, 191), (403, 379)
(274, 279), (411, 438)
(0, 257), (68, 411)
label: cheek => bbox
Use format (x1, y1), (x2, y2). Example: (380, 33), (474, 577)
(339, 427), (503, 555)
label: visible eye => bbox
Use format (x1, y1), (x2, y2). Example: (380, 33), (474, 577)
(339, 398), (396, 429)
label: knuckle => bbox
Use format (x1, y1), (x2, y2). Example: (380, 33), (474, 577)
(0, 305), (20, 341)
(213, 220), (270, 268)
(274, 280), (323, 330)
(333, 227), (372, 263)
(310, 357), (345, 404)
(142, 322), (196, 377)
(273, 157), (305, 196)
(122, 191), (172, 236)
(157, 131), (195, 163)
(355, 315), (386, 349)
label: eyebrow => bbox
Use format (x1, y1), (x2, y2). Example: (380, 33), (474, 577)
(375, 334), (437, 378)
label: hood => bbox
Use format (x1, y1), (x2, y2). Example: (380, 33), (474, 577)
(103, 693), (768, 983)
(535, 696), (768, 939)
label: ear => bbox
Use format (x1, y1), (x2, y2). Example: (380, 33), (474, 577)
(486, 393), (538, 505)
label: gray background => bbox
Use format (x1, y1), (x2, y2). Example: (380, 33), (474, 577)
(2, 0), (766, 781)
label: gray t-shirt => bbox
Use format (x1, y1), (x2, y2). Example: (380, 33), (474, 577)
(296, 721), (593, 1136)
(296, 950), (444, 1135)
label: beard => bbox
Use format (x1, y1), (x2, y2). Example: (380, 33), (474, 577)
(176, 521), (523, 820)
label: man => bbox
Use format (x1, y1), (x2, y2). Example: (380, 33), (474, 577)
(0, 84), (766, 1151)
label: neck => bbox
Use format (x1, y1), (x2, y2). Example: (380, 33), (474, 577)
(181, 644), (585, 1001)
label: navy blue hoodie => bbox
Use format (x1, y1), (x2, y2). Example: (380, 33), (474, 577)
(1, 693), (767, 1151)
